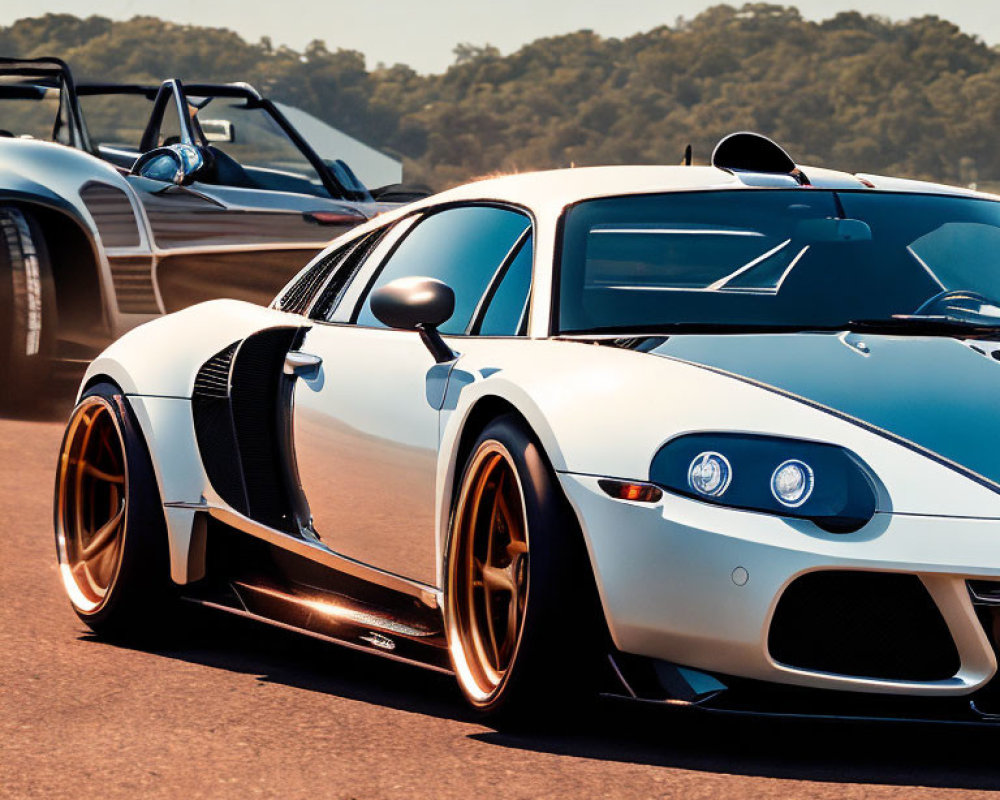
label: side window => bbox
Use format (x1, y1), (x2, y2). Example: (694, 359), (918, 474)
(477, 234), (533, 336)
(355, 205), (530, 335)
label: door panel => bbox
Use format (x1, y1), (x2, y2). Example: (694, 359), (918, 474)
(290, 204), (533, 587)
(291, 325), (448, 586)
(126, 180), (343, 311)
(156, 248), (323, 311)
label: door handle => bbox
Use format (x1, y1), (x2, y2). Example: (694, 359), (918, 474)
(284, 350), (323, 379)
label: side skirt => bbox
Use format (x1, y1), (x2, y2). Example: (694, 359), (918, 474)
(179, 514), (452, 673)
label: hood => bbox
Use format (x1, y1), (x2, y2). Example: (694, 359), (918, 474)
(647, 332), (1000, 491)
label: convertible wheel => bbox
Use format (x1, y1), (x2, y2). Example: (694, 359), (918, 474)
(55, 382), (172, 637)
(446, 415), (605, 719)
(0, 206), (57, 411)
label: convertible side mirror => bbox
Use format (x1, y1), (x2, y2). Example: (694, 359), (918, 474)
(370, 276), (457, 363)
(131, 143), (206, 186)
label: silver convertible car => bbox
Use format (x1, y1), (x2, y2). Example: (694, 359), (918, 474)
(55, 133), (1000, 723)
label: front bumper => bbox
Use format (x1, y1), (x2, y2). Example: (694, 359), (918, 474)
(559, 472), (1000, 703)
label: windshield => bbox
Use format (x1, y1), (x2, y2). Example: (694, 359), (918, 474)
(79, 90), (334, 198)
(0, 76), (69, 141)
(77, 92), (153, 151)
(557, 190), (1000, 334)
(188, 96), (332, 198)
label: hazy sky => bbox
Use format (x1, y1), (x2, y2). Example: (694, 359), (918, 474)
(4, 1), (999, 73)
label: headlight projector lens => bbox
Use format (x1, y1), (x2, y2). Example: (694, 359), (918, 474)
(688, 451), (732, 497)
(771, 459), (814, 507)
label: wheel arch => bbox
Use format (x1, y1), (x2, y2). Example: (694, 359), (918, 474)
(79, 371), (119, 398)
(449, 395), (525, 505)
(1, 195), (109, 344)
(28, 201), (108, 342)
(72, 374), (200, 587)
(437, 389), (582, 583)
(437, 390), (613, 699)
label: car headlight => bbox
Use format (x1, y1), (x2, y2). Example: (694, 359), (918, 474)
(649, 433), (877, 532)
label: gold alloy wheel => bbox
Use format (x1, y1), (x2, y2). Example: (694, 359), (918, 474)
(447, 441), (530, 704)
(55, 396), (129, 614)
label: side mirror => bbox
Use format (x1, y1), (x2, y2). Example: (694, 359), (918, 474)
(370, 276), (457, 363)
(131, 143), (206, 186)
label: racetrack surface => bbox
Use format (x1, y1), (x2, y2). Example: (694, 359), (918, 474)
(2, 402), (1000, 800)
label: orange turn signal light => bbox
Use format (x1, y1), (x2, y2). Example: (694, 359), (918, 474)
(598, 479), (663, 504)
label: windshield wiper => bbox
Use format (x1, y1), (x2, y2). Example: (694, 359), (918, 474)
(846, 315), (1000, 337)
(559, 322), (846, 336)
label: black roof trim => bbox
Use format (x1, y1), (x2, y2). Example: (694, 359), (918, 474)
(77, 81), (263, 101)
(0, 56), (72, 73)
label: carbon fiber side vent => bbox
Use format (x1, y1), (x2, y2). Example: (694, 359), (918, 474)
(277, 227), (387, 318)
(193, 343), (237, 399)
(191, 331), (303, 533)
(276, 252), (337, 315)
(192, 342), (247, 514)
(230, 328), (300, 531)
(311, 228), (387, 321)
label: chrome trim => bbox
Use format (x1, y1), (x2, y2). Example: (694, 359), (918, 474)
(283, 350), (322, 378)
(152, 241), (327, 257)
(360, 631), (397, 651)
(607, 654), (638, 699)
(968, 581), (1000, 606)
(971, 700), (1000, 720)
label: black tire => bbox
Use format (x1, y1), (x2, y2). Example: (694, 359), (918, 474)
(444, 414), (606, 721)
(0, 206), (57, 411)
(54, 381), (173, 639)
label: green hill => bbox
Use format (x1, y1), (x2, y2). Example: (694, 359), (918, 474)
(3, 4), (999, 191)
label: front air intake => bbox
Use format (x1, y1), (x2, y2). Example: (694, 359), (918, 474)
(768, 571), (959, 681)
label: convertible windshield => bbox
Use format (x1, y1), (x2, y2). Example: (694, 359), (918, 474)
(557, 190), (1000, 334)
(188, 96), (333, 198)
(79, 90), (335, 198)
(0, 75), (70, 141)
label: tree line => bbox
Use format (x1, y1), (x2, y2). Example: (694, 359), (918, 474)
(2, 4), (999, 191)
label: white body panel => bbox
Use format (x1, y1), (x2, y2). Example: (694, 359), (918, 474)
(292, 325), (445, 585)
(79, 163), (1000, 700)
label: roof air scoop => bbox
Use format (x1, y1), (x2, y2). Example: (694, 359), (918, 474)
(711, 132), (809, 185)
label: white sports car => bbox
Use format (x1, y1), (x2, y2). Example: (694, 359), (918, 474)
(55, 133), (1000, 723)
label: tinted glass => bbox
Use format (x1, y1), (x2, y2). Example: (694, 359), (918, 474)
(357, 206), (530, 334)
(479, 235), (533, 335)
(80, 91), (334, 198)
(78, 92), (152, 150)
(191, 97), (330, 198)
(558, 190), (1000, 333)
(0, 79), (67, 140)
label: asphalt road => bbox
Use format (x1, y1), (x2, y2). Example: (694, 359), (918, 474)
(3, 394), (1000, 800)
